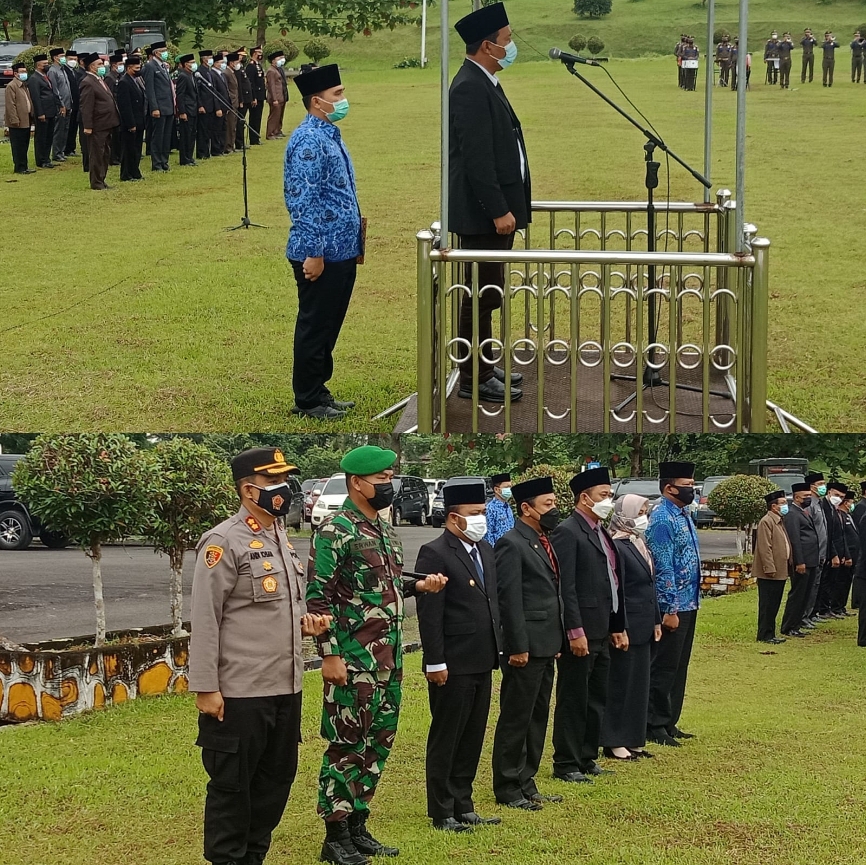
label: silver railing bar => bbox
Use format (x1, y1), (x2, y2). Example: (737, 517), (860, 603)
(531, 200), (723, 214)
(431, 249), (757, 267)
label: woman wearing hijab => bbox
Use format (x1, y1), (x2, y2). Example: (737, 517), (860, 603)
(601, 495), (662, 760)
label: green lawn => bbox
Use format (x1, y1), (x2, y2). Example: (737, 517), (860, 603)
(2, 39), (864, 430)
(1, 589), (864, 865)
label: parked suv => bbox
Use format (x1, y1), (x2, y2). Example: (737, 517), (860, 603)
(0, 454), (69, 550)
(392, 475), (429, 526)
(693, 475), (730, 527)
(70, 36), (119, 57)
(0, 42), (33, 87)
(282, 474), (304, 531)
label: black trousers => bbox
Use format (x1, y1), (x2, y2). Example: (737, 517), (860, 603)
(552, 638), (610, 774)
(179, 115), (197, 164)
(109, 126), (121, 165)
(197, 112), (213, 159)
(211, 112), (226, 156)
(248, 102), (263, 144)
(647, 609), (697, 737)
(426, 671), (492, 820)
(65, 107), (78, 153)
(782, 566), (816, 633)
(805, 559), (824, 620)
(291, 258), (356, 410)
(456, 231), (515, 386)
(757, 578), (787, 641)
(601, 639), (651, 749)
(236, 105), (248, 149)
(831, 563), (855, 613)
(198, 692), (302, 865)
(816, 562), (838, 615)
(492, 656), (555, 803)
(150, 114), (173, 170)
(802, 54), (814, 82)
(823, 58), (835, 86)
(857, 578), (866, 646)
(9, 127), (31, 172)
(34, 116), (55, 166)
(119, 127), (144, 181)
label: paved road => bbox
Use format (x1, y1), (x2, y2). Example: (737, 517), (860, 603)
(0, 526), (737, 643)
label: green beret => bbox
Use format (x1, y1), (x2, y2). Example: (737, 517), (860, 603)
(340, 445), (397, 476)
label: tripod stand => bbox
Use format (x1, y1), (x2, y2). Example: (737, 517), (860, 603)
(195, 70), (267, 231)
(557, 61), (731, 413)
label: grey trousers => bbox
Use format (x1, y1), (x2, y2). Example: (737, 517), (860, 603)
(53, 112), (70, 161)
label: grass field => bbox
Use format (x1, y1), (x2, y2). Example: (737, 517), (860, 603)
(1, 589), (865, 865)
(2, 2), (865, 431)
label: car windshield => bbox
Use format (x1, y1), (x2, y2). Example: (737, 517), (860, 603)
(767, 473), (804, 494)
(73, 39), (109, 52)
(614, 479), (660, 499)
(0, 46), (31, 61)
(322, 476), (348, 496)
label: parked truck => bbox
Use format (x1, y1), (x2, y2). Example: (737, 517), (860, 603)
(119, 20), (167, 54)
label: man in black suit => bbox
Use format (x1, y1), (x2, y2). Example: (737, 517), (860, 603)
(415, 481), (503, 833)
(62, 49), (81, 157)
(196, 50), (215, 161)
(550, 467), (628, 783)
(852, 481), (866, 528)
(236, 48), (254, 150)
(781, 483), (820, 638)
(246, 46), (266, 144)
(27, 53), (59, 169)
(818, 482), (850, 619)
(209, 52), (230, 157)
(174, 54), (199, 166)
(115, 56), (146, 181)
(143, 40), (175, 172)
(492, 477), (564, 811)
(450, 2), (529, 405)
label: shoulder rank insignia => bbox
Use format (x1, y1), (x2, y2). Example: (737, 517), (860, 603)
(205, 545), (224, 569)
(249, 540), (264, 549)
(262, 576), (279, 594)
(262, 560), (273, 571)
(245, 515), (262, 533)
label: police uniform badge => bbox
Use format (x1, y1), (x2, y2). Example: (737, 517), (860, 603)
(205, 545), (224, 568)
(249, 540), (265, 549)
(263, 560), (273, 571)
(245, 515), (262, 533)
(271, 494), (285, 511)
(262, 576), (279, 594)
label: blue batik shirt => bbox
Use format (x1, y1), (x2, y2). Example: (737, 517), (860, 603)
(646, 496), (701, 615)
(284, 114), (362, 263)
(484, 497), (515, 547)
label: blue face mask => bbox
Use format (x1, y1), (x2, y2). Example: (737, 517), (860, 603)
(500, 487), (513, 500)
(780, 504), (789, 516)
(18, 71), (28, 80)
(322, 97), (350, 122)
(497, 40), (518, 69)
(817, 484), (827, 497)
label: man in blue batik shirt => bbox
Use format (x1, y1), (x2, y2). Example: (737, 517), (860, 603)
(485, 472), (514, 547)
(645, 461), (701, 749)
(285, 64), (362, 420)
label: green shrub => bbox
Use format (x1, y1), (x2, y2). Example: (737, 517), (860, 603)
(586, 35), (606, 55)
(513, 463), (577, 524)
(263, 38), (300, 64)
(303, 38), (331, 63)
(708, 474), (777, 554)
(394, 56), (423, 68)
(574, 0), (612, 19)
(14, 46), (63, 69)
(568, 34), (587, 53)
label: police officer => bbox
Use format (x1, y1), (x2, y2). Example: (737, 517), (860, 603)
(729, 38), (740, 90)
(306, 445), (447, 865)
(716, 35), (732, 87)
(675, 34), (686, 88)
(190, 446), (333, 865)
(822, 31), (840, 87)
(851, 32), (865, 83)
(777, 33), (794, 88)
(764, 32), (779, 84)
(801, 28), (818, 83)
(681, 37), (699, 91)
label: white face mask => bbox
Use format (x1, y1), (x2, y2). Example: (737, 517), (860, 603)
(67, 59), (78, 68)
(632, 514), (649, 535)
(590, 497), (615, 521)
(461, 514), (488, 543)
(828, 494), (843, 507)
(277, 58), (286, 67)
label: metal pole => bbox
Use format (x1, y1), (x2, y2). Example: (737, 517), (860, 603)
(440, 0), (450, 241)
(735, 0), (748, 252)
(703, 0), (714, 202)
(421, 0), (427, 67)
(416, 229), (435, 431)
(748, 237), (770, 432)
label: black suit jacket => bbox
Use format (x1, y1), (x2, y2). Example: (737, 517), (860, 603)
(550, 511), (627, 642)
(115, 74), (146, 130)
(175, 70), (198, 116)
(494, 520), (563, 657)
(236, 67), (253, 106)
(783, 505), (820, 568)
(27, 71), (59, 118)
(415, 531), (502, 676)
(448, 58), (531, 235)
(853, 499), (866, 528)
(247, 60), (266, 101)
(196, 66), (215, 113)
(828, 508), (849, 561)
(211, 69), (230, 112)
(143, 57), (174, 115)
(63, 64), (80, 109)
(613, 539), (661, 645)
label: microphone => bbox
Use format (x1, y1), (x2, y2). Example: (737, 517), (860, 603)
(194, 71), (213, 87)
(549, 47), (600, 66)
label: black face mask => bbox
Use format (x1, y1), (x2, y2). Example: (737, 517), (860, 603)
(250, 482), (293, 517)
(672, 486), (695, 507)
(364, 480), (394, 511)
(800, 497), (812, 509)
(537, 507), (561, 532)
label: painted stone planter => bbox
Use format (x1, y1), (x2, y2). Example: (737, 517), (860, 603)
(701, 560), (755, 595)
(0, 624), (189, 723)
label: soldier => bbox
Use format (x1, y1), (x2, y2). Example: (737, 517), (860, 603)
(190, 446), (333, 865)
(716, 35), (732, 87)
(681, 36), (699, 91)
(801, 28), (818, 83)
(246, 46), (267, 144)
(306, 445), (447, 865)
(729, 38), (739, 90)
(777, 33), (794, 89)
(764, 31), (779, 85)
(851, 31), (865, 84)
(675, 34), (686, 88)
(822, 31), (840, 87)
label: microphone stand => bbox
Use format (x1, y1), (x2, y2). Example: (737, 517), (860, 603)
(557, 61), (729, 413)
(196, 70), (266, 231)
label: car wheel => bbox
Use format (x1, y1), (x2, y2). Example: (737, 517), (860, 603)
(393, 508), (402, 527)
(0, 510), (33, 551)
(39, 530), (70, 549)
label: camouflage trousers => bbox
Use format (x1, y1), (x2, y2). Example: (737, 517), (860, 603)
(318, 667), (402, 821)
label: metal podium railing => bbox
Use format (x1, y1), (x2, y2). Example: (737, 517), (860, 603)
(416, 191), (773, 433)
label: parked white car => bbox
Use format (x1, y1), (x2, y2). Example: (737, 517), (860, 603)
(311, 473), (392, 527)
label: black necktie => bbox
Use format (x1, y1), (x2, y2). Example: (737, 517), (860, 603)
(470, 546), (485, 587)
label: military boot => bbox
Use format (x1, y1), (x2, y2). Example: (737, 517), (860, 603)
(348, 811), (399, 857)
(320, 819), (369, 865)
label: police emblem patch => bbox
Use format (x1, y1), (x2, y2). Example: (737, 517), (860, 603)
(249, 540), (265, 549)
(262, 576), (279, 594)
(262, 560), (273, 571)
(205, 545), (224, 569)
(271, 494), (285, 510)
(274, 449), (285, 463)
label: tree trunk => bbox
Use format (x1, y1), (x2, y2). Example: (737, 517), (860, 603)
(21, 0), (34, 42)
(735, 528), (744, 557)
(629, 434), (643, 477)
(169, 549), (187, 637)
(256, 3), (268, 47)
(88, 542), (106, 646)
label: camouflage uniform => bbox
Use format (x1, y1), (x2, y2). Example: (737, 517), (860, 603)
(307, 497), (419, 822)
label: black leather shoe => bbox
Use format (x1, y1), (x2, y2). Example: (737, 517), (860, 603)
(347, 812), (398, 857)
(760, 637), (786, 644)
(603, 748), (638, 761)
(801, 622), (816, 630)
(499, 797), (543, 810)
(552, 771), (593, 783)
(243, 853), (267, 865)
(458, 812), (501, 825)
(671, 728), (695, 740)
(324, 395), (356, 410)
(647, 732), (681, 747)
(492, 366), (524, 385)
(291, 404), (347, 420)
(458, 376), (523, 403)
(40, 162), (55, 168)
(783, 630), (806, 638)
(582, 761), (615, 775)
(529, 793), (563, 803)
(432, 817), (472, 833)
(628, 749), (655, 759)
(321, 819), (369, 864)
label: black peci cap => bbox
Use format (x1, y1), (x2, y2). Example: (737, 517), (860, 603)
(570, 467), (611, 496)
(177, 54), (193, 65)
(804, 471), (824, 485)
(827, 482), (848, 494)
(294, 63), (341, 96)
(151, 40), (167, 50)
(490, 472), (511, 487)
(268, 50), (285, 61)
(34, 53), (48, 62)
(659, 461), (696, 479)
(792, 483), (810, 493)
(50, 47), (65, 58)
(512, 477), (554, 504)
(765, 490), (786, 505)
(443, 481), (487, 507)
(455, 1), (509, 45)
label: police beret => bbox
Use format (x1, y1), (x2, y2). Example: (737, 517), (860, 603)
(490, 472), (511, 487)
(764, 490), (786, 505)
(231, 447), (298, 482)
(33, 53), (48, 62)
(828, 482), (848, 494)
(50, 47), (65, 58)
(792, 483), (810, 493)
(512, 477), (554, 504)
(804, 471), (824, 484)
(339, 445), (396, 476)
(268, 50), (285, 61)
(294, 63), (341, 96)
(659, 461), (696, 479)
(455, 1), (509, 45)
(443, 481), (487, 507)
(570, 467), (611, 495)
(151, 40), (167, 50)
(177, 54), (194, 65)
